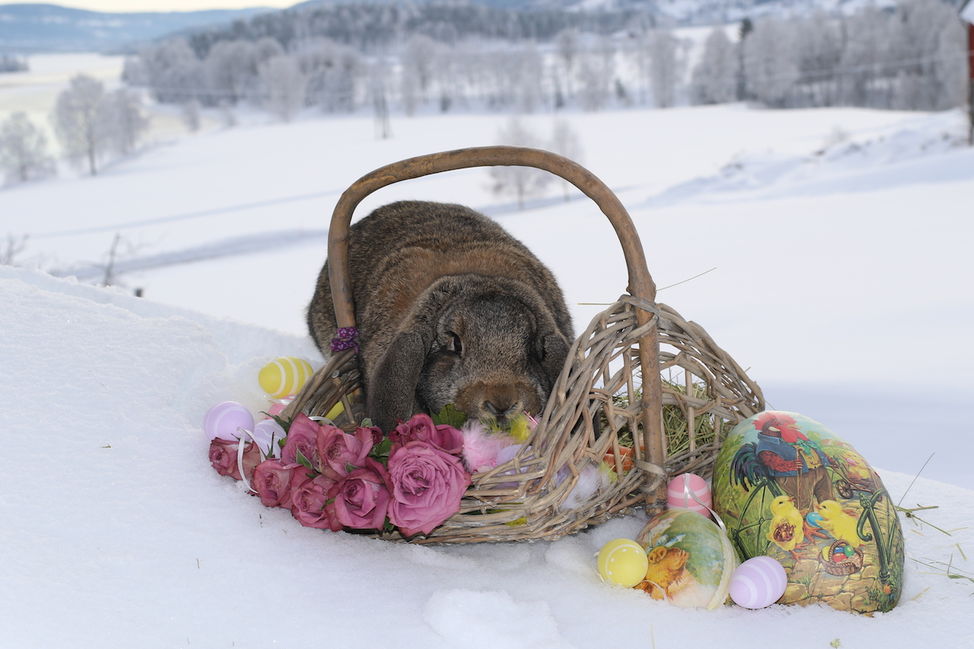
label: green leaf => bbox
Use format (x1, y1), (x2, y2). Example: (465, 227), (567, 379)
(369, 437), (393, 461)
(295, 448), (315, 472)
(260, 411), (292, 433)
(360, 417), (374, 428)
(432, 404), (468, 428)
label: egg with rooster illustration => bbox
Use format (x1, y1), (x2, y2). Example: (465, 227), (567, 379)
(712, 410), (905, 614)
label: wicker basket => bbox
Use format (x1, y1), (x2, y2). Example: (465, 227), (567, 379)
(282, 146), (764, 544)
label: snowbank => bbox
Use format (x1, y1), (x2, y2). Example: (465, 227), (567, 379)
(0, 266), (970, 649)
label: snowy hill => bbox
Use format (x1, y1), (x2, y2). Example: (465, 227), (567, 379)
(3, 104), (973, 488)
(0, 3), (271, 53)
(0, 264), (971, 648)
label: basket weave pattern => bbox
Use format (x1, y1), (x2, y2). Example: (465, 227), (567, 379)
(282, 147), (764, 544)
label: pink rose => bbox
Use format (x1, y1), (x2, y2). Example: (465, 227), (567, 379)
(359, 425), (384, 446)
(280, 414), (321, 469)
(390, 414), (464, 456)
(317, 425), (374, 479)
(331, 458), (393, 530)
(252, 459), (301, 508)
(290, 474), (340, 531)
(388, 441), (472, 537)
(209, 439), (262, 482)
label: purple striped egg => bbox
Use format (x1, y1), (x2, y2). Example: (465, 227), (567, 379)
(729, 556), (787, 609)
(203, 401), (254, 442)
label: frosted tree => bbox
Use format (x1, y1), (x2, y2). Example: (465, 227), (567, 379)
(743, 19), (800, 107)
(507, 45), (544, 114)
(689, 28), (739, 105)
(577, 39), (615, 111)
(181, 99), (201, 132)
(0, 112), (56, 184)
(101, 89), (149, 156)
(548, 119), (583, 200)
(890, 0), (967, 110)
(646, 29), (679, 108)
(368, 59), (392, 139)
(51, 74), (109, 176)
(298, 38), (362, 113)
(205, 40), (259, 105)
(260, 55), (307, 121)
(793, 12), (843, 107)
(138, 39), (205, 104)
(488, 117), (550, 209)
(555, 28), (580, 102)
(401, 34), (439, 114)
(837, 8), (889, 107)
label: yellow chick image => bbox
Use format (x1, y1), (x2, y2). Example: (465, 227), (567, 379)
(816, 500), (865, 547)
(767, 495), (804, 556)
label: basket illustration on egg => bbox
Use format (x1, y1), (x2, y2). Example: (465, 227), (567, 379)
(281, 146), (765, 544)
(821, 540), (865, 576)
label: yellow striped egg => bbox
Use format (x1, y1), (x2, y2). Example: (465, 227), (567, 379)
(597, 538), (649, 588)
(258, 357), (313, 398)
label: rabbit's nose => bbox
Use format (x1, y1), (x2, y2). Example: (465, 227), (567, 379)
(483, 399), (517, 423)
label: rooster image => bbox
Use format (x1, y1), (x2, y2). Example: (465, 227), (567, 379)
(730, 412), (833, 512)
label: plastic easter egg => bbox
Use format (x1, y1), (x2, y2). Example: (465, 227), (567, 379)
(252, 418), (285, 456)
(713, 410), (905, 614)
(634, 509), (737, 609)
(667, 473), (712, 515)
(597, 539), (650, 588)
(729, 556), (787, 609)
(203, 401), (254, 442)
(258, 357), (313, 399)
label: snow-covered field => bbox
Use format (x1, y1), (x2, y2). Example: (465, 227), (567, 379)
(2, 56), (973, 648)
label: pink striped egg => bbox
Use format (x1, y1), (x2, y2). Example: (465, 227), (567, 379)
(666, 473), (712, 515)
(203, 401), (254, 442)
(729, 556), (787, 609)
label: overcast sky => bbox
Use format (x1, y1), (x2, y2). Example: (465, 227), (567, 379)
(54, 1), (294, 11)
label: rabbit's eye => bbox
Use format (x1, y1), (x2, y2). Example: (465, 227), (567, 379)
(446, 331), (462, 355)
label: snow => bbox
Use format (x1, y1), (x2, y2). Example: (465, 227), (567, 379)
(0, 269), (971, 647)
(2, 54), (974, 648)
(961, 0), (974, 25)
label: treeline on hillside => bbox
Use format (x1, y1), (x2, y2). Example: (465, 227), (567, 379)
(123, 0), (968, 120)
(183, 3), (646, 56)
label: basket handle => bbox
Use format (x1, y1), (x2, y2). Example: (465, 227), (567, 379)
(327, 146), (668, 503)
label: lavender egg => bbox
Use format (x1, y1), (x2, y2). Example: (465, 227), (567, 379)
(729, 556), (787, 609)
(252, 418), (286, 456)
(203, 401), (254, 442)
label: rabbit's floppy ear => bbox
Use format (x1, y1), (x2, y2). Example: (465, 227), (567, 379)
(540, 333), (570, 388)
(368, 330), (425, 431)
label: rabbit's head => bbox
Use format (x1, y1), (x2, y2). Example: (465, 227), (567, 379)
(367, 276), (570, 431)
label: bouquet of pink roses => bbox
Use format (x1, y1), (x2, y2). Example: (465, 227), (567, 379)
(208, 412), (472, 538)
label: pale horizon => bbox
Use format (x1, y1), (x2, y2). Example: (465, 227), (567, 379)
(6, 0), (295, 12)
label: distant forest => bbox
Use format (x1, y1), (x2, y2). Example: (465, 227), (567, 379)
(124, 0), (968, 122)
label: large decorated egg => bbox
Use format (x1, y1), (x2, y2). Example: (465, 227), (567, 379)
(713, 411), (904, 614)
(634, 509), (737, 609)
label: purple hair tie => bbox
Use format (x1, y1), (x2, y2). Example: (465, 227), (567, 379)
(330, 327), (359, 353)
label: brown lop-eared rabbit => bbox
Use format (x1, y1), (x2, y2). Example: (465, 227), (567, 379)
(307, 200), (574, 432)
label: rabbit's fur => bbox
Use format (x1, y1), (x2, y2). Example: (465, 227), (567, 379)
(307, 200), (573, 431)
